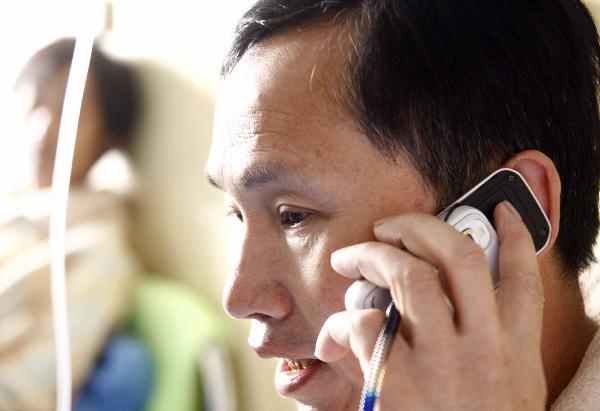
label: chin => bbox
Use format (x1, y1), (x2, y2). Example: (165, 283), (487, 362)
(295, 399), (357, 411)
(279, 360), (361, 411)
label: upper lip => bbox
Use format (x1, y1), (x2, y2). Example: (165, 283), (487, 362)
(251, 343), (315, 361)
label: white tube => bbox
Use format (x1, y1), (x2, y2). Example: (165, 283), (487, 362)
(49, 34), (94, 411)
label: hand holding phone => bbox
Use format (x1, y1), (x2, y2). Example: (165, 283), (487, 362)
(344, 205), (499, 310)
(318, 168), (550, 411)
(344, 168), (550, 311)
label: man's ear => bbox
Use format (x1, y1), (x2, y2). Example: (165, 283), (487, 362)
(502, 150), (561, 251)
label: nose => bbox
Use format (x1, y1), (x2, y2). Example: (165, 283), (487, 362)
(222, 230), (293, 321)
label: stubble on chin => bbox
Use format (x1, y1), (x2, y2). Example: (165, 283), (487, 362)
(294, 391), (359, 411)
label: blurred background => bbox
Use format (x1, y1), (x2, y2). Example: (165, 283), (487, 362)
(0, 1), (599, 411)
(0, 1), (295, 410)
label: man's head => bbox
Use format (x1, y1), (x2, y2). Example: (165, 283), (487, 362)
(206, 1), (600, 409)
(16, 38), (139, 187)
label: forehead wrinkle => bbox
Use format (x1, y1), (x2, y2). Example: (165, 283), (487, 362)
(231, 108), (305, 140)
(221, 107), (325, 166)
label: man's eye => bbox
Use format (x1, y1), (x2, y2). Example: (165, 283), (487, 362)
(279, 209), (309, 227)
(226, 208), (243, 222)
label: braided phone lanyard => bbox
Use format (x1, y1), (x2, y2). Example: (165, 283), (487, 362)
(359, 302), (401, 411)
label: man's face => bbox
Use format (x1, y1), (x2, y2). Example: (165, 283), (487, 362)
(206, 27), (435, 410)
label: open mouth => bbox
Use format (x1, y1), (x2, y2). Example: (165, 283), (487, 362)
(275, 357), (324, 396)
(284, 358), (320, 371)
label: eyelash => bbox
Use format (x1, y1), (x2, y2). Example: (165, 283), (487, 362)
(226, 207), (243, 223)
(278, 208), (310, 228)
(225, 207), (310, 228)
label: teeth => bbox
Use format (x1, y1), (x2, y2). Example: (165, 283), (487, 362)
(285, 358), (314, 371)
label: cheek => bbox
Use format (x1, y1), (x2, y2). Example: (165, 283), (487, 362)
(289, 231), (354, 326)
(291, 235), (365, 388)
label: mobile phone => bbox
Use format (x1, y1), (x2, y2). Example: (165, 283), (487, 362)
(344, 168), (551, 311)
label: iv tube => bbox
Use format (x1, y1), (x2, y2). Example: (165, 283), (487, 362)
(49, 34), (94, 411)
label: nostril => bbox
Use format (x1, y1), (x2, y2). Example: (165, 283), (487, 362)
(248, 313), (273, 322)
(222, 273), (292, 321)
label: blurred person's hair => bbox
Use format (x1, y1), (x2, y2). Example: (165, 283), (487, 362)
(223, 0), (600, 279)
(17, 38), (140, 148)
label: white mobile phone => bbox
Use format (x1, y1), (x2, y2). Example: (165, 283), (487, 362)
(344, 168), (551, 311)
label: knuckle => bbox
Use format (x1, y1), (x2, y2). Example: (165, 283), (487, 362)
(445, 239), (488, 268)
(395, 211), (420, 224)
(384, 214), (406, 228)
(394, 260), (438, 291)
(350, 311), (369, 334)
(515, 270), (545, 303)
(355, 241), (377, 255)
(502, 218), (538, 254)
(479, 343), (505, 370)
(350, 310), (383, 335)
(353, 242), (378, 270)
(506, 217), (534, 242)
(391, 213), (423, 233)
(462, 337), (507, 382)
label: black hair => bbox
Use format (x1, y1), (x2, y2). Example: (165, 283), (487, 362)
(17, 38), (140, 148)
(223, 0), (600, 277)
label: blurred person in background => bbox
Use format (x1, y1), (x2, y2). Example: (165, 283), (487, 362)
(0, 38), (152, 411)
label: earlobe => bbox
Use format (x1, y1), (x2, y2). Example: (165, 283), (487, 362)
(502, 150), (561, 251)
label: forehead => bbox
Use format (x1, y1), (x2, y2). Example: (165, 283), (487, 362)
(223, 22), (345, 113)
(207, 24), (373, 189)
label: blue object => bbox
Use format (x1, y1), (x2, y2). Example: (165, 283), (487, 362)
(363, 393), (377, 411)
(74, 334), (153, 411)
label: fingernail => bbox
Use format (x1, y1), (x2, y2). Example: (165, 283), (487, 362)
(330, 248), (348, 269)
(502, 201), (522, 221)
(373, 218), (386, 228)
(314, 316), (348, 362)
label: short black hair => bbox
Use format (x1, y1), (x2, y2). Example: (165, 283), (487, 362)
(17, 38), (140, 148)
(223, 0), (600, 278)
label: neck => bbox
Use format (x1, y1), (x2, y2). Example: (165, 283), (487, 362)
(541, 269), (598, 407)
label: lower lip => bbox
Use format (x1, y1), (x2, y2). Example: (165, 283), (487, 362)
(274, 359), (323, 396)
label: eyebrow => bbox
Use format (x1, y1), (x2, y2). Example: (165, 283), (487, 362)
(205, 172), (221, 189)
(205, 162), (300, 191)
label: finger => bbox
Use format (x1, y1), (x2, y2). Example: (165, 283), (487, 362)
(331, 242), (455, 343)
(494, 202), (544, 345)
(315, 309), (387, 372)
(331, 242), (385, 281)
(373, 212), (498, 334)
